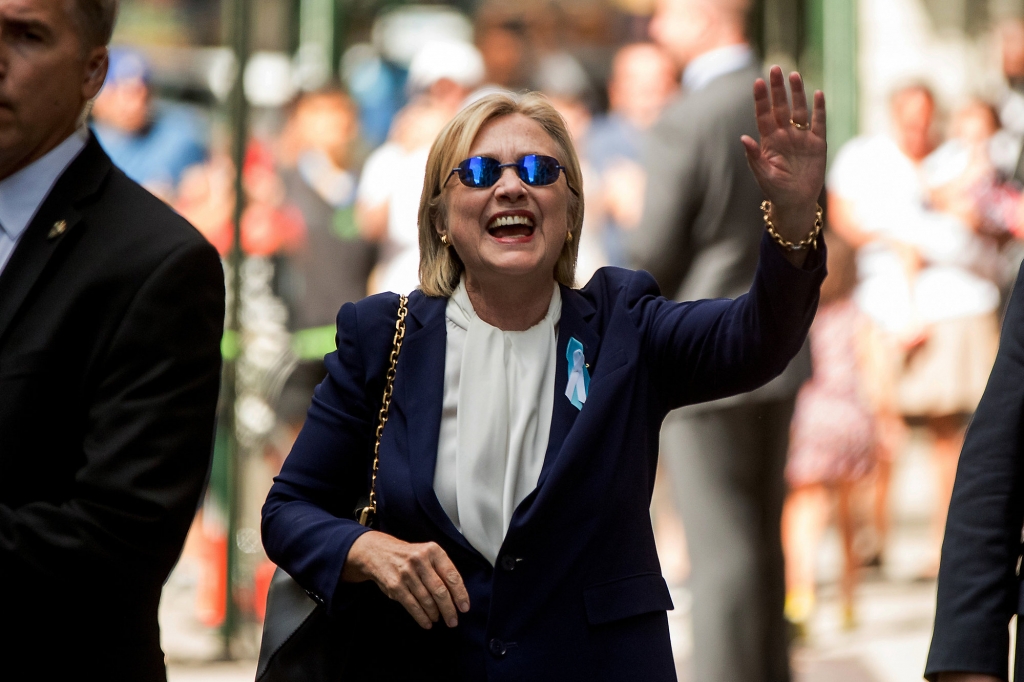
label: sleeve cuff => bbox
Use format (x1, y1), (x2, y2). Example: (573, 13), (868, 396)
(760, 229), (827, 274)
(755, 230), (827, 319)
(925, 620), (1013, 681)
(325, 523), (374, 616)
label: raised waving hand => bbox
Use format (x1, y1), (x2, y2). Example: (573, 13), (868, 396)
(741, 66), (827, 254)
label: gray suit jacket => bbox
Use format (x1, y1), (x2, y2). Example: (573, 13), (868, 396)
(631, 64), (811, 411)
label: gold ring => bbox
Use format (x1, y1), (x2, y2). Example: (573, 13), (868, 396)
(790, 118), (811, 130)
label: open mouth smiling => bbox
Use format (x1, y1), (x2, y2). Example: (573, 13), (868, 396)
(487, 213), (535, 241)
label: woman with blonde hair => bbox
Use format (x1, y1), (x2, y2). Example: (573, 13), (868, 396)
(262, 67), (826, 679)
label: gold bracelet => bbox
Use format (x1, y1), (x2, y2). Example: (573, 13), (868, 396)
(760, 200), (823, 251)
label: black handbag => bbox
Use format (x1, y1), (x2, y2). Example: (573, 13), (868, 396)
(256, 295), (408, 682)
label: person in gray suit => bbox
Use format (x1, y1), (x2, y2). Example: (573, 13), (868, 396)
(635, 0), (813, 680)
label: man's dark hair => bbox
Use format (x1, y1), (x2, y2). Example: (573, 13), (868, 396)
(71, 0), (119, 47)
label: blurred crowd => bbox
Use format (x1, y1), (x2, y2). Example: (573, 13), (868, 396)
(783, 16), (1024, 639)
(94, 0), (1024, 668)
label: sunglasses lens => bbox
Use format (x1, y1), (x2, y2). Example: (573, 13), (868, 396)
(454, 156), (564, 188)
(458, 157), (499, 187)
(519, 155), (561, 186)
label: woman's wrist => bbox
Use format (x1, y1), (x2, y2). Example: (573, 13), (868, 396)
(341, 530), (379, 583)
(761, 200), (820, 268)
(768, 202), (820, 244)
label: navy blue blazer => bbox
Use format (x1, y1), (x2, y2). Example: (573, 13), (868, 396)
(262, 234), (824, 681)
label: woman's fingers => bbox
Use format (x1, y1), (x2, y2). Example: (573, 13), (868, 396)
(396, 589), (435, 629)
(414, 546), (461, 628)
(420, 571), (460, 628)
(407, 576), (442, 623)
(420, 546), (470, 628)
(752, 78), (775, 140)
(754, 67), (822, 136)
(811, 90), (827, 138)
(433, 550), (470, 613)
(768, 65), (791, 128)
(740, 134), (760, 159)
(789, 71), (809, 127)
(367, 538), (469, 630)
(402, 543), (448, 626)
(741, 134), (766, 182)
(425, 576), (459, 627)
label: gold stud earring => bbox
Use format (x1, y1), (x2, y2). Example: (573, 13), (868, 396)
(566, 232), (573, 244)
(440, 234), (450, 246)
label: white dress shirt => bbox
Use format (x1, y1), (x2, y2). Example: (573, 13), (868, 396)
(434, 279), (561, 565)
(682, 43), (756, 93)
(357, 141), (430, 295)
(0, 127), (89, 275)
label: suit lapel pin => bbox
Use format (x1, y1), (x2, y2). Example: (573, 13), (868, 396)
(565, 336), (591, 410)
(47, 220), (68, 239)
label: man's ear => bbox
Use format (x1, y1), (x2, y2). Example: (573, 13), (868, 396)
(82, 47), (109, 101)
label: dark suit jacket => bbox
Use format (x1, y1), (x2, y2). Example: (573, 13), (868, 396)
(926, 262), (1024, 680)
(631, 64), (811, 409)
(0, 137), (225, 680)
(262, 234), (824, 681)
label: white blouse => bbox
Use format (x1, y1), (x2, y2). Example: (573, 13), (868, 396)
(433, 279), (562, 565)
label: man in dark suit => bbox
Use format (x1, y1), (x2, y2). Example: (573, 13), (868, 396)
(0, 1), (224, 679)
(924, 277), (1024, 681)
(633, 0), (811, 679)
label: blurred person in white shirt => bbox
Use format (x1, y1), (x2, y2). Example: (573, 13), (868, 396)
(829, 85), (1001, 578)
(356, 41), (484, 295)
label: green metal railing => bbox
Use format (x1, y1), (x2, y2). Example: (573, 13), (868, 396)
(758, 0), (859, 166)
(218, 0), (251, 657)
(821, 0), (859, 165)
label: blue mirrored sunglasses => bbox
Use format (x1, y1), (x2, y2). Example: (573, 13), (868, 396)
(445, 154), (579, 195)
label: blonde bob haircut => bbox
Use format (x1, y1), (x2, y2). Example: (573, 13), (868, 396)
(417, 91), (585, 297)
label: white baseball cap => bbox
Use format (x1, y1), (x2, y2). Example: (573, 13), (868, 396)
(407, 41), (485, 93)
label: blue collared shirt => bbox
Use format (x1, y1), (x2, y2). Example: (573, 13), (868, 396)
(681, 43), (756, 93)
(0, 127), (89, 275)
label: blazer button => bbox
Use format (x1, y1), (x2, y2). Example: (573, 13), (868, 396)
(488, 638), (507, 658)
(499, 555), (518, 571)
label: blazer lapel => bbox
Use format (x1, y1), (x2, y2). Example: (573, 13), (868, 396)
(538, 285), (601, 485)
(0, 138), (111, 343)
(399, 294), (480, 557)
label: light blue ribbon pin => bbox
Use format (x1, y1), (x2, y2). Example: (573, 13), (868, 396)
(565, 337), (591, 410)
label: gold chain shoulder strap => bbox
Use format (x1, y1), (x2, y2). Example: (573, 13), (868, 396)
(357, 295), (408, 527)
